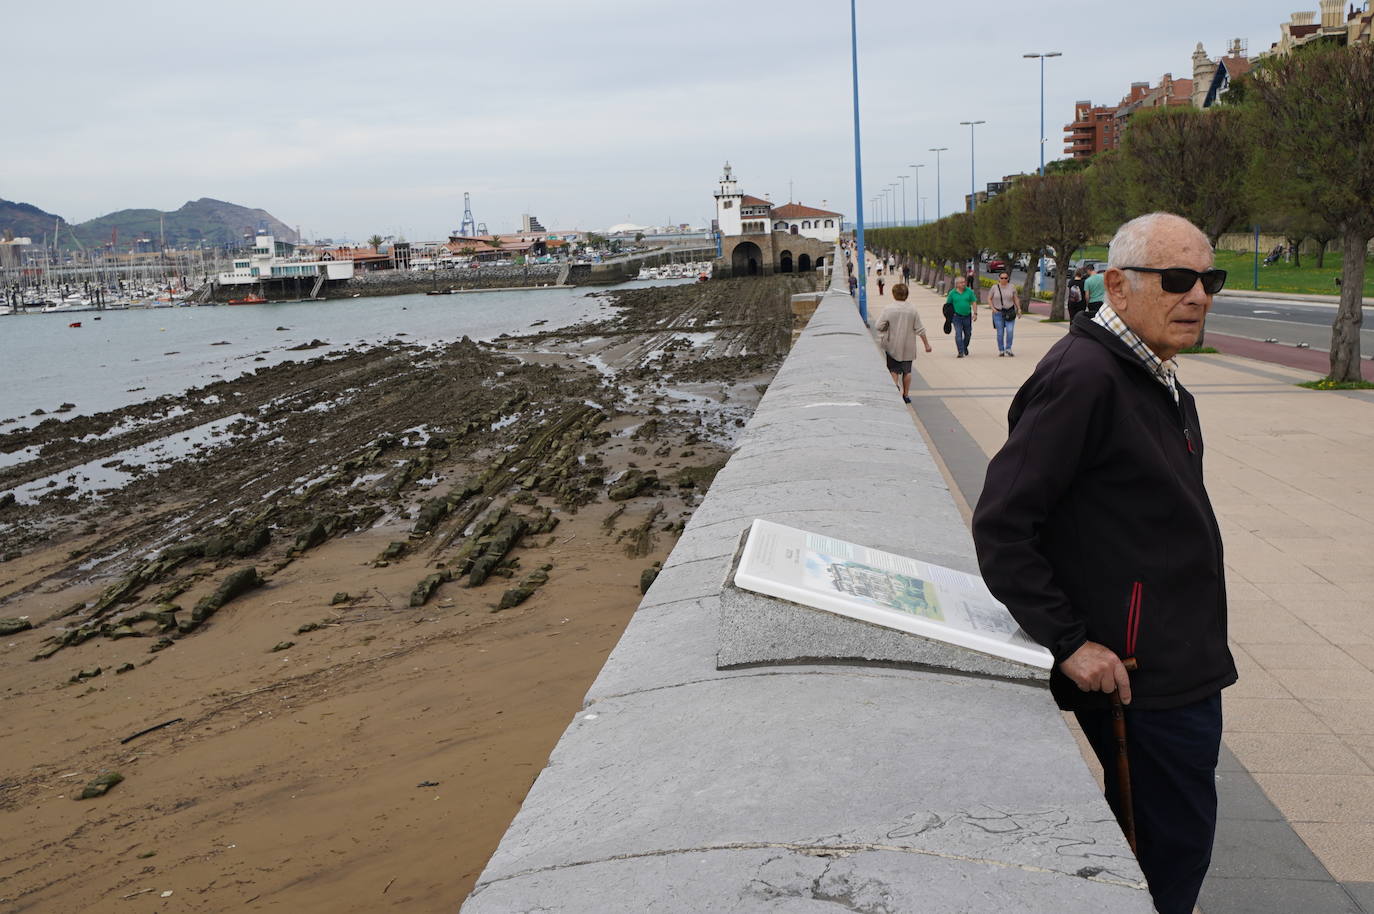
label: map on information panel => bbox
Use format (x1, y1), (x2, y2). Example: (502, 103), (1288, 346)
(733, 519), (1053, 671)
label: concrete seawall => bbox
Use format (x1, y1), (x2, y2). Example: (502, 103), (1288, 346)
(460, 245), (1152, 912)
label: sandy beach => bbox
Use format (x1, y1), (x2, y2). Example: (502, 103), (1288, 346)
(0, 274), (817, 912)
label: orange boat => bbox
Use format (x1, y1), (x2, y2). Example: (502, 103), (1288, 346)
(228, 295), (267, 305)
(68, 321), (82, 328)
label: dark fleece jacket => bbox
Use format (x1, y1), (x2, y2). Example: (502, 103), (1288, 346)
(972, 316), (1237, 711)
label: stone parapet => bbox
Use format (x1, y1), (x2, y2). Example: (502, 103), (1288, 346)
(460, 243), (1151, 913)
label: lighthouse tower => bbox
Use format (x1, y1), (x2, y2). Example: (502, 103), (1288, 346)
(713, 162), (744, 237)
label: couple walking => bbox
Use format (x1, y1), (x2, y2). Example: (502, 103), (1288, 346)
(944, 272), (1021, 357)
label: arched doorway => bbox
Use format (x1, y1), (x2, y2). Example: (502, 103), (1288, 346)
(798, 253), (812, 272)
(815, 256), (825, 270)
(790, 225), (799, 235)
(779, 250), (794, 273)
(731, 241), (762, 276)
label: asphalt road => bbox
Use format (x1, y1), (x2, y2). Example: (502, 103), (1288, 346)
(1205, 295), (1373, 351)
(970, 263), (1370, 351)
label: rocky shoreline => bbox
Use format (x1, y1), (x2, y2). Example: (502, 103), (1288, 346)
(0, 273), (817, 911)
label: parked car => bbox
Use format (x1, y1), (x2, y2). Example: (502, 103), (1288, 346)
(987, 258), (1008, 272)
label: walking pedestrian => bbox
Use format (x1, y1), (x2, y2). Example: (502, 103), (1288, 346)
(989, 272), (1020, 357)
(1083, 264), (1106, 317)
(1068, 267), (1087, 322)
(875, 283), (931, 403)
(972, 212), (1234, 914)
(877, 276), (885, 297)
(848, 273), (858, 296)
(902, 263), (911, 283)
(945, 274), (978, 357)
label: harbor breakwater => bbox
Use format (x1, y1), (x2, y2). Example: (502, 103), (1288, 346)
(203, 246), (720, 302)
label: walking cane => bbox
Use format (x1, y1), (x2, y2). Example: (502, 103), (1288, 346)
(1111, 657), (1140, 854)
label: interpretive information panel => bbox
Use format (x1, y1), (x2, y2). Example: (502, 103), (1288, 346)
(733, 519), (1052, 671)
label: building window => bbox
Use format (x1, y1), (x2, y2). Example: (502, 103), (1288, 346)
(723, 200), (733, 209)
(802, 221), (811, 229)
(825, 220), (834, 228)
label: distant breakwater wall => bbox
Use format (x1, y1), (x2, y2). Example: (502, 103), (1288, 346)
(567, 245), (718, 285)
(204, 245), (720, 302)
(328, 264), (564, 298)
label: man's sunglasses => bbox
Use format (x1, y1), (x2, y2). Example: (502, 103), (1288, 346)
(1121, 266), (1227, 295)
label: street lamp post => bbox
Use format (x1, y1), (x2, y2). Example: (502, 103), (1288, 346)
(907, 164), (925, 225)
(928, 147), (948, 220)
(888, 183), (899, 227)
(920, 197), (927, 224)
(1024, 52), (1061, 290)
(959, 120), (986, 212)
(898, 175), (909, 226)
(849, 0), (868, 322)
(1023, 52), (1062, 176)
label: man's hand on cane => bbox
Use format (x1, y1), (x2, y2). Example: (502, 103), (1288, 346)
(1061, 640), (1133, 704)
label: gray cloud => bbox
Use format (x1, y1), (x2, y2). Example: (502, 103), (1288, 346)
(10, 0), (1302, 238)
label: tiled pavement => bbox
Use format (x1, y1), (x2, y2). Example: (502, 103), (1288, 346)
(858, 259), (1374, 913)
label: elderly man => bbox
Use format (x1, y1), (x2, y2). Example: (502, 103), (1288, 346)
(875, 283), (931, 403)
(971, 213), (1236, 914)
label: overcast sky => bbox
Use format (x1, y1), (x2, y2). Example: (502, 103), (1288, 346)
(7, 0), (1312, 241)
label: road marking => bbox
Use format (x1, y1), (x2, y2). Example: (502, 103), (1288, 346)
(1253, 309), (1280, 315)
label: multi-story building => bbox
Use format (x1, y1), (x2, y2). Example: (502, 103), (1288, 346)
(770, 202), (842, 242)
(1259, 1), (1372, 58)
(217, 234), (355, 286)
(1062, 73), (1193, 160)
(1064, 101), (1118, 160)
(520, 214), (547, 233)
(1191, 40), (1253, 108)
(0, 234), (32, 270)
(712, 163), (837, 277)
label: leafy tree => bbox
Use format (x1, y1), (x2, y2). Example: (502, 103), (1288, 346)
(944, 212), (979, 277)
(367, 234), (384, 251)
(1044, 157), (1090, 175)
(1014, 174), (1095, 320)
(1249, 42), (1374, 381)
(1086, 149), (1136, 236)
(1115, 107), (1251, 247)
(976, 189), (1041, 308)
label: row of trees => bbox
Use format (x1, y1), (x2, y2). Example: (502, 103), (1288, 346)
(866, 41), (1374, 381)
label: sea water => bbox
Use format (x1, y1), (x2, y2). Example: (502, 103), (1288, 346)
(0, 279), (688, 433)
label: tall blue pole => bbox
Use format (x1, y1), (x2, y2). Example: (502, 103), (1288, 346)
(850, 0), (868, 323)
(970, 126), (976, 212)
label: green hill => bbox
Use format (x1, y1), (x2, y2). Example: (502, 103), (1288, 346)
(0, 199), (72, 245)
(0, 197), (298, 250)
(73, 198), (299, 249)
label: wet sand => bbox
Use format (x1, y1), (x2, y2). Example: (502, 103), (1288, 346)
(0, 274), (817, 912)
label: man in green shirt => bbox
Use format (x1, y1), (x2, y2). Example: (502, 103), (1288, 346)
(1083, 265), (1106, 317)
(945, 275), (979, 357)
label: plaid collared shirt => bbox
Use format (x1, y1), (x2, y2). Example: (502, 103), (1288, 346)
(1091, 302), (1179, 404)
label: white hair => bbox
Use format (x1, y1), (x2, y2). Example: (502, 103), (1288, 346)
(1105, 212), (1209, 295)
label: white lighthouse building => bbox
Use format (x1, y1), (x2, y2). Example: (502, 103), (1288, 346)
(713, 162), (745, 237)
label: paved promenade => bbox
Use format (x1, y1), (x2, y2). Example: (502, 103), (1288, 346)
(863, 262), (1374, 913)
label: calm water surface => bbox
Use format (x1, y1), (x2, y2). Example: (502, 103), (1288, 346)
(0, 280), (683, 432)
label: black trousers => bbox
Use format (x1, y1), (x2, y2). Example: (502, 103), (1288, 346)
(1075, 693), (1222, 914)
